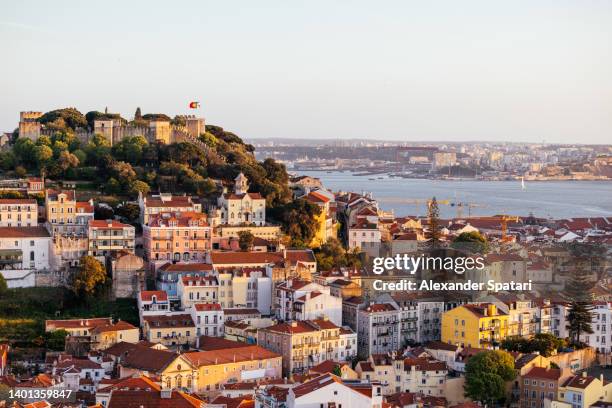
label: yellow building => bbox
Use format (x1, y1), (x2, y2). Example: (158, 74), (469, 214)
(183, 345), (282, 394)
(142, 314), (197, 348)
(304, 191), (337, 247)
(90, 321), (139, 350)
(441, 303), (509, 349)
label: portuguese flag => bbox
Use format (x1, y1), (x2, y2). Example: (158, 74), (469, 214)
(189, 101), (200, 109)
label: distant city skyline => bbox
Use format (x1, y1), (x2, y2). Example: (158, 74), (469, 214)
(1, 1), (611, 144)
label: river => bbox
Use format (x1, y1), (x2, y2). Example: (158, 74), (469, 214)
(300, 171), (612, 219)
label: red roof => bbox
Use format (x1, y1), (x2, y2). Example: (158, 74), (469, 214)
(0, 198), (37, 204)
(194, 303), (222, 311)
(140, 290), (168, 302)
(90, 219), (132, 229)
(524, 366), (564, 380)
(0, 226), (50, 238)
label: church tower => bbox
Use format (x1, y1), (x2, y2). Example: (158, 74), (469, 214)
(234, 172), (249, 195)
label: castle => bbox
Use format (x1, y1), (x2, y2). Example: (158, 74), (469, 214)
(17, 111), (206, 147)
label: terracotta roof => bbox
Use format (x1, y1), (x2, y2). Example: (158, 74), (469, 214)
(46, 189), (75, 201)
(305, 191), (330, 204)
(425, 341), (458, 352)
(403, 357), (447, 372)
(524, 366), (564, 380)
(159, 262), (213, 272)
(223, 192), (263, 200)
(148, 211), (208, 227)
(0, 198), (37, 204)
(193, 303), (222, 311)
(285, 249), (316, 264)
(181, 275), (218, 286)
(197, 336), (252, 351)
(562, 374), (596, 389)
(363, 303), (397, 313)
(210, 251), (283, 265)
(139, 290), (168, 302)
(45, 317), (112, 331)
(143, 314), (194, 329)
(309, 360), (348, 375)
(183, 345), (280, 367)
(292, 374), (374, 399)
(223, 308), (261, 316)
(0, 226), (50, 238)
(89, 219), (132, 229)
(103, 342), (179, 372)
(261, 319), (339, 335)
(91, 321), (138, 334)
(107, 389), (202, 408)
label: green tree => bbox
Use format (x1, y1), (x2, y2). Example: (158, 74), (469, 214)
(199, 132), (218, 148)
(0, 273), (7, 295)
(426, 197), (442, 250)
(45, 329), (68, 351)
(452, 231), (489, 254)
(315, 238), (362, 271)
(464, 350), (516, 405)
(129, 180), (150, 196)
(238, 230), (255, 251)
(332, 364), (342, 376)
(565, 267), (595, 345)
(39, 107), (88, 131)
(71, 256), (107, 297)
(116, 203), (140, 223)
(34, 145), (53, 168)
(269, 199), (321, 246)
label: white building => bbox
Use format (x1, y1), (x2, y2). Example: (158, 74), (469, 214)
(189, 302), (224, 339)
(582, 301), (612, 353)
(286, 374), (383, 408)
(216, 173), (266, 226)
(137, 290), (171, 323)
(275, 279), (342, 326)
(218, 266), (273, 315)
(357, 303), (401, 357)
(177, 275), (219, 308)
(0, 198), (38, 227)
(0, 226), (52, 288)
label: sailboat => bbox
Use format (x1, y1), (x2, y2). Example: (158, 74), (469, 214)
(521, 177), (526, 191)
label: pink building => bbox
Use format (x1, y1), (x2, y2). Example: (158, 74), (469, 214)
(143, 211), (211, 270)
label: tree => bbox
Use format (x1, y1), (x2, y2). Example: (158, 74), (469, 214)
(452, 231), (489, 254)
(0, 273), (7, 295)
(45, 329), (68, 351)
(238, 231), (255, 251)
(116, 203), (140, 223)
(57, 150), (80, 173)
(426, 197), (442, 250)
(34, 145), (53, 168)
(315, 238), (362, 271)
(332, 364), (342, 377)
(71, 256), (107, 296)
(464, 350), (516, 405)
(129, 180), (150, 197)
(501, 333), (566, 357)
(94, 205), (114, 220)
(269, 199), (321, 246)
(565, 267), (595, 345)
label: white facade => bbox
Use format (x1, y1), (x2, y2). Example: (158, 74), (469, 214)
(0, 227), (52, 288)
(287, 375), (383, 408)
(0, 199), (38, 227)
(275, 280), (342, 326)
(189, 303), (224, 338)
(217, 173), (266, 226)
(582, 302), (612, 353)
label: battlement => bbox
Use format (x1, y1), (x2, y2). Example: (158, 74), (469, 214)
(20, 111), (43, 121)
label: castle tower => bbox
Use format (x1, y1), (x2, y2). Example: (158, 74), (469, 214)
(18, 111), (43, 141)
(234, 172), (249, 195)
(93, 119), (115, 146)
(185, 115), (205, 138)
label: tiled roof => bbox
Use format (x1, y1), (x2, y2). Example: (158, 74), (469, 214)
(103, 342), (178, 372)
(0, 198), (37, 204)
(0, 226), (50, 238)
(139, 290), (168, 302)
(159, 262), (213, 272)
(45, 317), (112, 331)
(425, 341), (458, 352)
(89, 219), (132, 229)
(91, 321), (138, 334)
(524, 366), (564, 380)
(183, 345), (280, 367)
(193, 303), (222, 311)
(210, 251), (283, 265)
(143, 314), (194, 329)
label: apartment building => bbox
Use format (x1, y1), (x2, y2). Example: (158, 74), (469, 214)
(90, 321), (139, 350)
(519, 366), (571, 408)
(0, 198), (37, 227)
(143, 211), (211, 269)
(137, 290), (170, 323)
(217, 266), (273, 314)
(142, 314), (197, 347)
(45, 189), (94, 236)
(177, 275), (219, 308)
(257, 318), (357, 376)
(156, 262), (214, 299)
(551, 372), (612, 408)
(189, 302), (224, 338)
(45, 317), (113, 338)
(357, 303), (401, 357)
(441, 303), (509, 349)
(582, 301), (612, 353)
(482, 293), (537, 338)
(138, 192), (202, 225)
(183, 345), (282, 393)
(0, 226), (52, 288)
(88, 219), (135, 258)
(355, 352), (448, 397)
(274, 279), (342, 326)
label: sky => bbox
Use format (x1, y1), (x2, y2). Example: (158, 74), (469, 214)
(1, 1), (611, 144)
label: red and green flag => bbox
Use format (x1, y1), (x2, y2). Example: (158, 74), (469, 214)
(189, 101), (200, 109)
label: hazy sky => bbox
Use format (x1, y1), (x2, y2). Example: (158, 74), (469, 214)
(1, 1), (611, 143)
